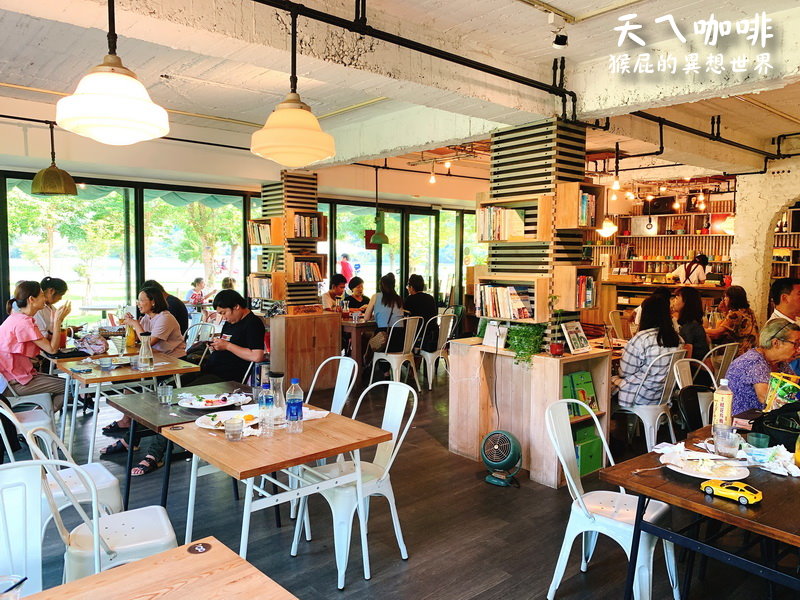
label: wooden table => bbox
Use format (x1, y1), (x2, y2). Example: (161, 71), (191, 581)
(105, 381), (244, 509)
(341, 319), (376, 366)
(601, 427), (800, 598)
(56, 353), (200, 462)
(163, 409), (391, 584)
(26, 536), (298, 599)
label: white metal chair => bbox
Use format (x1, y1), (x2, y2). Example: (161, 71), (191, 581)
(290, 381), (418, 589)
(608, 310), (632, 340)
(701, 342), (738, 381)
(545, 400), (679, 600)
(419, 314), (455, 390)
(25, 425), (123, 536)
(673, 358), (718, 427)
(184, 322), (215, 348)
(307, 356), (358, 416)
(614, 349), (686, 451)
(369, 316), (423, 391)
(0, 398), (52, 454)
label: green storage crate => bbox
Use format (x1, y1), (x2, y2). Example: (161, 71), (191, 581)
(576, 437), (603, 477)
(570, 370), (599, 414)
(573, 421), (599, 444)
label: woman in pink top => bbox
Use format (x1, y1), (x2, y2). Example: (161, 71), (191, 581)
(0, 281), (72, 411)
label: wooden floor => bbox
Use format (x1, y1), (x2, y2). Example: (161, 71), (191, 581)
(20, 369), (797, 599)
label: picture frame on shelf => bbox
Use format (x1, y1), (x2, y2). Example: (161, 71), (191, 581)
(561, 321), (591, 354)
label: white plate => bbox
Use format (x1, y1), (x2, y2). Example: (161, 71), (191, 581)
(195, 410), (258, 430)
(177, 394), (252, 410)
(660, 453), (749, 481)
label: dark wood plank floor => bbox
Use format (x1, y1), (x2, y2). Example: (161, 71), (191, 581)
(16, 369), (796, 598)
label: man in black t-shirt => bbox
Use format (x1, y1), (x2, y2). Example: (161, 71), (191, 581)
(144, 279), (189, 333)
(404, 274), (438, 351)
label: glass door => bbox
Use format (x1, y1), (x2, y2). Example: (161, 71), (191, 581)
(407, 212), (438, 298)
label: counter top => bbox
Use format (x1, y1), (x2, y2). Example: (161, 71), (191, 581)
(450, 337), (612, 362)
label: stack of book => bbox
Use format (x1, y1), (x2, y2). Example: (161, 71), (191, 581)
(261, 251), (280, 273)
(578, 192), (596, 227)
(247, 221), (272, 245)
(293, 261), (323, 282)
(247, 274), (273, 299)
(476, 207), (525, 241)
(575, 275), (595, 309)
(474, 284), (534, 320)
(293, 214), (320, 238)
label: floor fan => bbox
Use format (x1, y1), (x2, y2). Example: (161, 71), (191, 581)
(480, 430), (522, 487)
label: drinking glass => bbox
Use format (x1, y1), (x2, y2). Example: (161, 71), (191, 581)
(98, 357), (113, 371)
(224, 418), (244, 442)
(747, 432), (770, 448)
(0, 575), (24, 600)
(157, 384), (174, 405)
(712, 425), (740, 458)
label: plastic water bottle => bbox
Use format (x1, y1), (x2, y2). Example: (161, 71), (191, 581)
(712, 378), (733, 427)
(257, 383), (274, 437)
(286, 378), (304, 434)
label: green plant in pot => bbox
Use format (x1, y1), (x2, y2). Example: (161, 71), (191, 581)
(507, 322), (546, 365)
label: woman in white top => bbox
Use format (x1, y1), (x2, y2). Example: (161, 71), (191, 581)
(668, 254), (708, 285)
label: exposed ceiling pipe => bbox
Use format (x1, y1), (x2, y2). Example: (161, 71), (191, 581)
(250, 0), (579, 119)
(513, 0), (650, 24)
(353, 161), (488, 181)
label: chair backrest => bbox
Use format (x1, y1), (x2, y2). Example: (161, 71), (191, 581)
(420, 314), (455, 354)
(608, 310), (631, 340)
(443, 305), (465, 337)
(545, 400), (616, 520)
(674, 358), (717, 391)
(184, 323), (215, 346)
(24, 425), (78, 466)
(0, 401), (22, 462)
(352, 381), (417, 480)
(306, 356), (358, 415)
(386, 316), (422, 355)
(632, 349), (687, 406)
(702, 342), (738, 380)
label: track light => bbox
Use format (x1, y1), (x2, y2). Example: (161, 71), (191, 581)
(429, 162), (436, 184)
(552, 33), (568, 48)
(672, 199), (680, 210)
(659, 185), (667, 192)
(611, 179), (621, 190)
(444, 160), (452, 169)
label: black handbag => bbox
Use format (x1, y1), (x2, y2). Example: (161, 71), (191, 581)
(751, 402), (800, 450)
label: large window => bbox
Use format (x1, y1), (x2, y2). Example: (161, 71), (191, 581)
(334, 204), (379, 296)
(408, 213), (436, 294)
(6, 179), (136, 325)
(143, 190), (244, 299)
(462, 212), (487, 302)
(438, 210), (458, 305)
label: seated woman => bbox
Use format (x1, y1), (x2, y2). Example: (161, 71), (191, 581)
(671, 286), (709, 360)
(404, 274), (438, 352)
(727, 319), (800, 415)
(614, 294), (683, 408)
(0, 281), (71, 412)
(100, 285), (186, 451)
(343, 276), (370, 310)
(322, 274), (347, 311)
(705, 285), (759, 357)
(364, 273), (405, 353)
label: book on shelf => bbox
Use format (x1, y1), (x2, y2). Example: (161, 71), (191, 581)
(247, 221), (272, 245)
(576, 275), (595, 309)
(578, 192), (596, 227)
(474, 283), (535, 320)
(476, 206), (525, 241)
(247, 274), (273, 299)
(293, 214), (321, 238)
(293, 261), (323, 282)
(261, 251), (280, 273)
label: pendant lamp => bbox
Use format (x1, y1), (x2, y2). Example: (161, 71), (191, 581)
(31, 123), (77, 196)
(596, 216), (618, 238)
(370, 167), (389, 245)
(251, 11), (335, 168)
(56, 0), (169, 145)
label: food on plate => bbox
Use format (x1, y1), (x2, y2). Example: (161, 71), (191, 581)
(672, 457), (742, 478)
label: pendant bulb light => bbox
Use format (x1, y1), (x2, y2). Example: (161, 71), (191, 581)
(428, 162), (436, 184)
(31, 123), (77, 196)
(56, 0), (168, 145)
(596, 216), (618, 238)
(369, 167), (389, 245)
(251, 10), (335, 167)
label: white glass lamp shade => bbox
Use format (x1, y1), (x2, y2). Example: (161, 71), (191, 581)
(251, 92), (335, 168)
(56, 55), (169, 146)
(596, 217), (618, 238)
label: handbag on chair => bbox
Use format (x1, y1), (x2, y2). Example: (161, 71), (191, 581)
(368, 331), (388, 352)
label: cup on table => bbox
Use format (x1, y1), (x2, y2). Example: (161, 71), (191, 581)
(747, 432), (770, 448)
(98, 357), (113, 371)
(130, 357), (140, 371)
(157, 384), (174, 405)
(710, 424), (740, 458)
(224, 418), (244, 442)
(0, 575), (25, 600)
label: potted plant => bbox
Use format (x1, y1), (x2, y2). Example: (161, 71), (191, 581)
(506, 322), (546, 365)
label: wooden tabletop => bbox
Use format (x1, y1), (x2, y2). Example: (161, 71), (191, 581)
(56, 352), (200, 384)
(26, 536), (298, 600)
(600, 428), (800, 547)
(105, 381), (246, 432)
(163, 409), (392, 480)
(341, 320), (377, 330)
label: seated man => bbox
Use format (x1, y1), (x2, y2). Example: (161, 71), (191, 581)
(130, 290), (265, 476)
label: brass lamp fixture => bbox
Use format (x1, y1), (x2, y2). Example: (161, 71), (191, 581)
(369, 167), (389, 245)
(56, 0), (169, 145)
(251, 11), (335, 167)
(31, 122), (77, 196)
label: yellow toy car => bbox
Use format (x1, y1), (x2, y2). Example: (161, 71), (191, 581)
(700, 480), (763, 505)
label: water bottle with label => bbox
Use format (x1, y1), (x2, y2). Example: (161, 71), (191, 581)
(712, 378), (733, 427)
(286, 378), (304, 434)
(138, 332), (154, 371)
(257, 383), (274, 437)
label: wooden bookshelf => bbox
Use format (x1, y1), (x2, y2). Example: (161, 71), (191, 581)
(246, 271), (287, 301)
(474, 275), (550, 322)
(554, 182), (606, 230)
(283, 209), (328, 241)
(284, 253), (327, 283)
(552, 265), (602, 311)
(247, 217), (285, 246)
(476, 195), (553, 242)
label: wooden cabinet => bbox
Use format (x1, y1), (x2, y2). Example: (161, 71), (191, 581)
(268, 312), (342, 390)
(554, 182), (606, 230)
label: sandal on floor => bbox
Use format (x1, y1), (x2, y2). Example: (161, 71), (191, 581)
(131, 456), (162, 477)
(100, 440), (136, 456)
(102, 420), (128, 435)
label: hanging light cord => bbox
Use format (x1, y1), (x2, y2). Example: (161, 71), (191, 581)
(48, 122), (56, 165)
(614, 141), (620, 180)
(289, 9), (298, 94)
(107, 0), (118, 55)
(374, 165), (379, 212)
